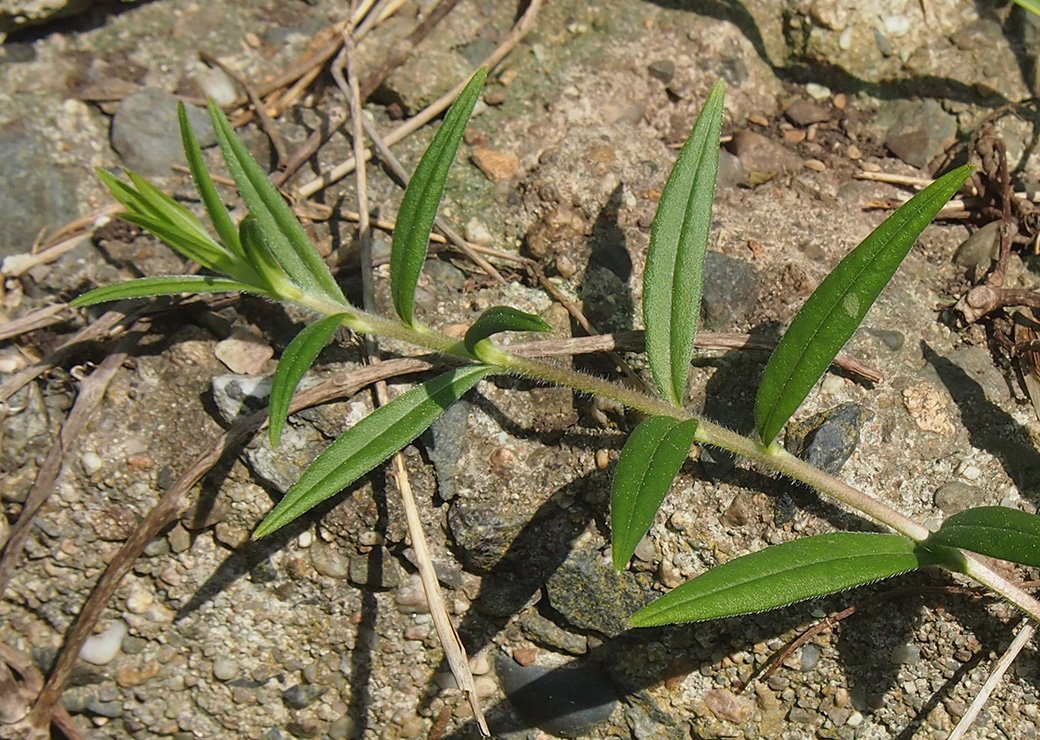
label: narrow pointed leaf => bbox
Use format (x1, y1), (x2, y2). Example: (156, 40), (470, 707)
(1013, 0), (1040, 17)
(754, 165), (972, 447)
(239, 216), (293, 293)
(643, 79), (725, 406)
(179, 102), (243, 258)
(69, 276), (259, 307)
(463, 305), (552, 355)
(629, 532), (925, 626)
(253, 365), (492, 538)
(268, 313), (347, 447)
(925, 506), (1040, 568)
(98, 170), (232, 272)
(611, 416), (698, 571)
(208, 101), (346, 303)
(391, 68), (486, 326)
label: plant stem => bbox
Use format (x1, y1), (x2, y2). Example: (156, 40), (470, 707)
(304, 304), (1040, 623)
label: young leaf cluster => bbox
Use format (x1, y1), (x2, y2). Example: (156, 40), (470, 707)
(72, 70), (1040, 638)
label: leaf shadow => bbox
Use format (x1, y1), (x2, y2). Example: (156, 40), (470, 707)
(922, 340), (1040, 504)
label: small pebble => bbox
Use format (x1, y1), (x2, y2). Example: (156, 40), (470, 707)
(960, 464), (982, 481)
(805, 83), (831, 101)
(889, 644), (921, 664)
(213, 657), (239, 681)
(311, 545), (350, 579)
(471, 147), (520, 182)
(81, 451), (103, 476)
(804, 158), (827, 172)
(464, 217), (494, 247)
(847, 144), (862, 160)
(594, 449), (610, 470)
(469, 654), (490, 675)
(80, 621), (128, 665)
(800, 644), (822, 670)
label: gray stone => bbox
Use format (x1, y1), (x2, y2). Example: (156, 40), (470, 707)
(348, 549), (400, 589)
(545, 551), (650, 638)
(447, 498), (526, 573)
(0, 126), (80, 258)
(889, 644), (921, 664)
(731, 129), (802, 177)
(211, 375), (273, 425)
(934, 481), (984, 514)
(785, 403), (873, 475)
(648, 59), (676, 84)
(496, 654), (618, 738)
(311, 545), (350, 579)
(281, 684), (326, 710)
(111, 88), (215, 177)
(879, 99), (957, 169)
(953, 221), (1001, 270)
(716, 150), (746, 189)
(85, 697), (123, 718)
(518, 612), (588, 655)
(421, 399), (471, 502)
(700, 251), (759, 331)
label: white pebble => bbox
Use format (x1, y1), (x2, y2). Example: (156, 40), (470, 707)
(297, 530), (314, 548)
(805, 83), (831, 101)
(838, 26), (854, 50)
(0, 354), (26, 373)
(80, 451), (103, 476)
(213, 657), (240, 681)
(195, 67), (239, 106)
(80, 620), (127, 665)
(847, 711), (864, 727)
(821, 374), (844, 395)
(884, 15), (910, 36)
(464, 217), (494, 247)
(960, 464), (982, 481)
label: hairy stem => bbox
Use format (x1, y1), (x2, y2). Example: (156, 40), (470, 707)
(310, 305), (1040, 623)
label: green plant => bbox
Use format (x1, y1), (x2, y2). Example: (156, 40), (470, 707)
(72, 72), (1040, 638)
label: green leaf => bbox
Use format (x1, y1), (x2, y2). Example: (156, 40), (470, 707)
(611, 416), (698, 571)
(97, 169), (233, 273)
(754, 165), (972, 447)
(643, 79), (725, 407)
(925, 506), (1040, 568)
(69, 275), (260, 307)
(179, 102), (243, 259)
(253, 365), (492, 538)
(268, 313), (347, 448)
(463, 305), (552, 355)
(239, 216), (293, 293)
(391, 68), (487, 326)
(1013, 0), (1040, 17)
(207, 100), (346, 303)
(629, 532), (925, 626)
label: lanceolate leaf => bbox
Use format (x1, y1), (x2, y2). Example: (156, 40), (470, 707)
(754, 165), (972, 447)
(253, 365), (492, 538)
(69, 276), (260, 307)
(1013, 0), (1040, 17)
(611, 416), (698, 571)
(179, 102), (243, 259)
(268, 313), (347, 448)
(207, 101), (346, 303)
(629, 532), (925, 626)
(97, 169), (232, 273)
(643, 79), (725, 407)
(463, 305), (551, 355)
(925, 506), (1040, 568)
(240, 216), (292, 293)
(391, 69), (487, 326)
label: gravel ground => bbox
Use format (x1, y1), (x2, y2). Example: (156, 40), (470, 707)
(1, 1), (1039, 737)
